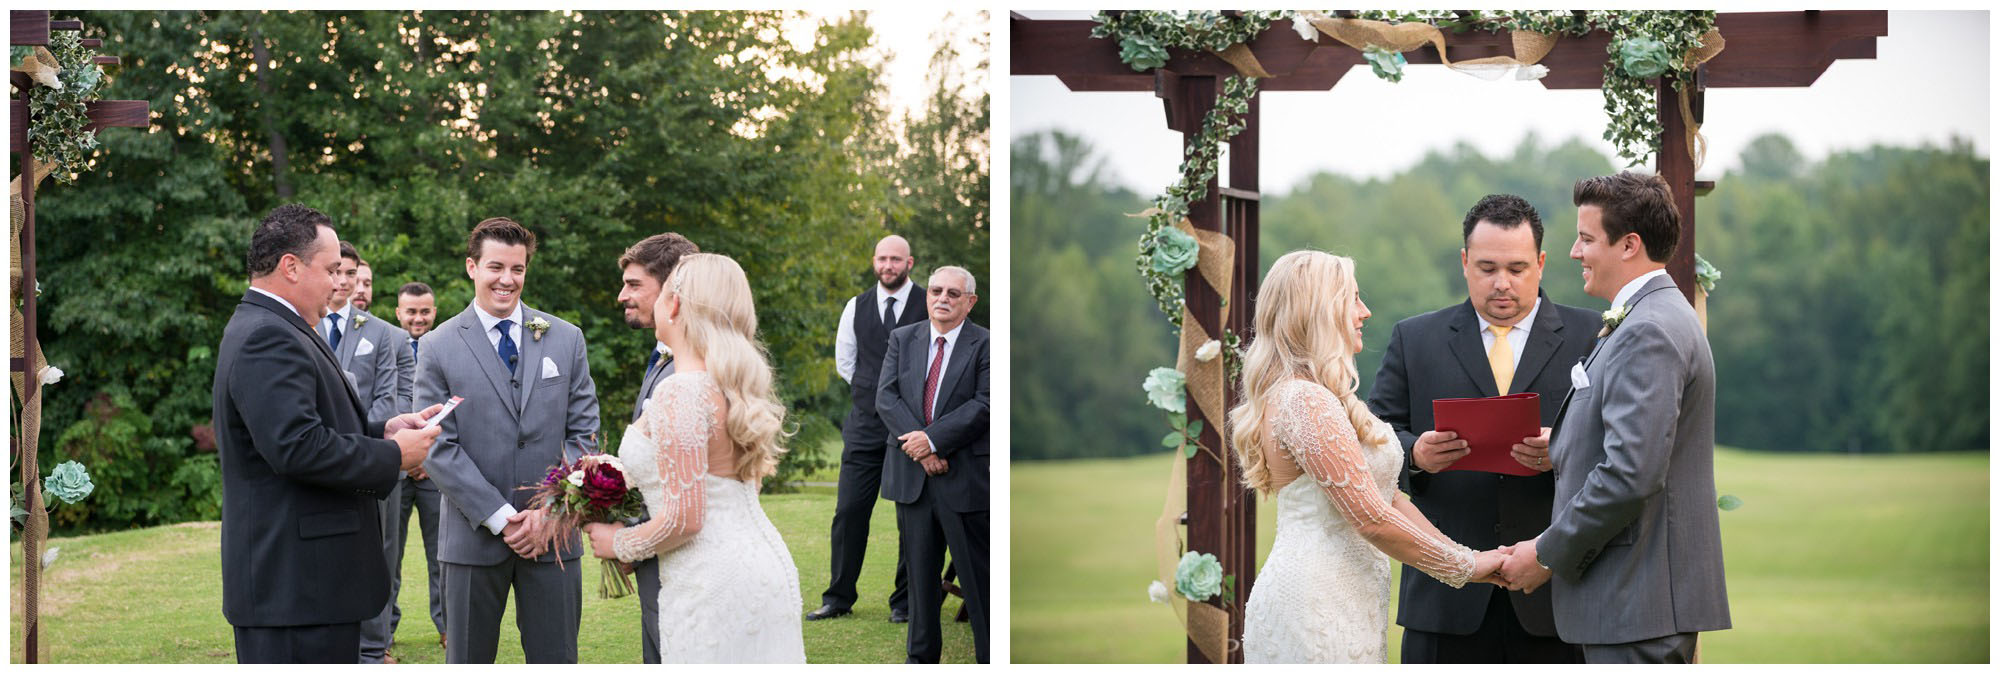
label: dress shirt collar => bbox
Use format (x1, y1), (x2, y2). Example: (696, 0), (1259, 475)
(1612, 269), (1671, 312)
(1475, 295), (1541, 337)
(249, 286), (302, 323)
(474, 302), (525, 334)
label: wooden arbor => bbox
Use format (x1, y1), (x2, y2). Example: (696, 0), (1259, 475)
(11, 9), (149, 664)
(1012, 10), (1886, 663)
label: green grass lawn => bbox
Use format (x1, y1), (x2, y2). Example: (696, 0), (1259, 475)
(12, 486), (973, 663)
(1012, 449), (1989, 663)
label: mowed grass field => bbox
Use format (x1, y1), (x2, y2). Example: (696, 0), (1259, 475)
(11, 486), (974, 663)
(1012, 449), (1989, 663)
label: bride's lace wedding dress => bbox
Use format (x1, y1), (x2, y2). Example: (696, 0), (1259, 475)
(611, 371), (806, 663)
(1242, 379), (1477, 663)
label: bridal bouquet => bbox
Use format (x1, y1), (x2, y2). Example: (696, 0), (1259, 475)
(524, 449), (646, 598)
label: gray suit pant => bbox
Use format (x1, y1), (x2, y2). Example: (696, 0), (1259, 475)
(637, 556), (660, 663)
(358, 479), (403, 662)
(390, 476), (447, 638)
(1581, 632), (1699, 664)
(443, 556), (582, 663)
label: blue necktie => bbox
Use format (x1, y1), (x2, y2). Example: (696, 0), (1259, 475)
(496, 319), (518, 375)
(410, 338), (419, 362)
(644, 348), (660, 374)
(325, 313), (343, 352)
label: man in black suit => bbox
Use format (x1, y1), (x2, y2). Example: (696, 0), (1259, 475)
(1366, 194), (1594, 663)
(212, 204), (442, 663)
(809, 234), (923, 623)
(879, 265), (989, 664)
(614, 231), (699, 663)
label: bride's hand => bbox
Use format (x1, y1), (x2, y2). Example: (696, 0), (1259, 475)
(1469, 548), (1510, 585)
(583, 522), (624, 561)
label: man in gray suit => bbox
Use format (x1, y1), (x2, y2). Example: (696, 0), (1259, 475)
(613, 231), (698, 663)
(1497, 171), (1730, 663)
(390, 281), (447, 652)
(417, 217), (601, 664)
(317, 244), (416, 663)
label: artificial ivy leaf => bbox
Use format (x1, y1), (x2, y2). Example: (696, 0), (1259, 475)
(1717, 494), (1743, 511)
(1187, 419), (1204, 438)
(1184, 443), (1198, 459)
(1162, 432), (1184, 448)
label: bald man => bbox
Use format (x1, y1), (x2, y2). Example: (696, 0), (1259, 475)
(810, 235), (922, 622)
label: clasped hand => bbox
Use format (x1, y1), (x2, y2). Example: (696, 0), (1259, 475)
(1467, 538), (1553, 594)
(897, 431), (948, 475)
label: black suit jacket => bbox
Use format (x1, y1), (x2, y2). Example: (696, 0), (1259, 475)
(1366, 294), (1598, 637)
(877, 320), (990, 514)
(213, 290), (402, 627)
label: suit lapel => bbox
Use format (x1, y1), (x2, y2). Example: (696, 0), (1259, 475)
(901, 328), (929, 420)
(1511, 294), (1564, 394)
(335, 311), (363, 371)
(516, 306), (546, 415)
(1445, 303), (1500, 398)
(935, 327), (982, 408)
(245, 291), (367, 419)
(456, 307), (522, 422)
(1550, 275), (1680, 451)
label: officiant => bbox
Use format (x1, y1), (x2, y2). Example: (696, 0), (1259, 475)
(1364, 194), (1593, 663)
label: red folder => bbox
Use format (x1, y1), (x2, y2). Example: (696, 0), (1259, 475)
(1431, 393), (1542, 477)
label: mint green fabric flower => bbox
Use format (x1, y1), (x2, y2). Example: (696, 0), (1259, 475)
(1363, 45), (1407, 83)
(1694, 253), (1721, 294)
(1120, 35), (1170, 72)
(1175, 551), (1223, 601)
(1617, 36), (1672, 79)
(44, 461), (94, 505)
(1149, 227), (1200, 277)
(1143, 367), (1186, 414)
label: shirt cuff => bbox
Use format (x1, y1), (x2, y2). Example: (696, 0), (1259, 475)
(483, 503), (519, 535)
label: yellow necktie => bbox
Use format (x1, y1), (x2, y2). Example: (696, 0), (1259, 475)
(1489, 324), (1515, 395)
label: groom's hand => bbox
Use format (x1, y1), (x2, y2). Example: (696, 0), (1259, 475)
(1510, 426), (1553, 473)
(503, 509), (547, 558)
(1497, 538), (1552, 594)
(898, 431), (933, 459)
(1412, 430), (1470, 473)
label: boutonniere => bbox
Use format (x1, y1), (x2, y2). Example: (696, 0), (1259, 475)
(353, 312), (369, 328)
(657, 343), (673, 363)
(1599, 304), (1630, 338)
(527, 316), (551, 341)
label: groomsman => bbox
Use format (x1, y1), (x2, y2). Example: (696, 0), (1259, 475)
(417, 218), (601, 663)
(809, 235), (921, 623)
(352, 260), (377, 312)
(214, 204), (439, 663)
(390, 281), (447, 651)
(315, 245), (415, 664)
(614, 232), (700, 663)
(879, 266), (989, 664)
(1366, 195), (1593, 663)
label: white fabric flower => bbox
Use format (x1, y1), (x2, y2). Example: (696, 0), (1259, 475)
(42, 547), (59, 569)
(1290, 14), (1318, 42)
(1516, 64), (1551, 80)
(567, 470), (586, 487)
(1195, 340), (1221, 362)
(39, 365), (63, 385)
(1148, 579), (1171, 604)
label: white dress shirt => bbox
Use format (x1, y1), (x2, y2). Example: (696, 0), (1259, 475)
(1611, 269), (1672, 313)
(1475, 296), (1541, 373)
(249, 286), (302, 323)
(471, 302), (527, 535)
(834, 281), (917, 383)
(923, 320), (965, 423)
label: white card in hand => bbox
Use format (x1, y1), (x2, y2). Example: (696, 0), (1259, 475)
(422, 396), (465, 429)
(354, 337), (374, 356)
(541, 357), (560, 379)
(1570, 361), (1591, 390)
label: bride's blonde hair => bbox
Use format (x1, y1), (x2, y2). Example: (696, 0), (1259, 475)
(1227, 250), (1392, 495)
(665, 253), (791, 481)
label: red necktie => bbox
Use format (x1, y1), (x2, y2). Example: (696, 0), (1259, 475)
(923, 336), (947, 424)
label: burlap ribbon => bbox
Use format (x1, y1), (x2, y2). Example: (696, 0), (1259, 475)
(11, 163), (54, 660)
(1297, 11), (1562, 80)
(1679, 29), (1726, 171)
(11, 46), (63, 90)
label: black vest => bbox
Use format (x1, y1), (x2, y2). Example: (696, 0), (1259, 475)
(851, 286), (925, 412)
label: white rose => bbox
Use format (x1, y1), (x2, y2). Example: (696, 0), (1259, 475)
(1516, 64), (1551, 81)
(1195, 340), (1221, 363)
(1290, 14), (1318, 42)
(39, 365), (63, 385)
(567, 470), (585, 487)
(599, 455), (625, 472)
(1148, 579), (1171, 604)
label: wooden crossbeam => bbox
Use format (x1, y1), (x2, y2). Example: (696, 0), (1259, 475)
(11, 9), (49, 46)
(8, 100), (151, 151)
(49, 19), (81, 31)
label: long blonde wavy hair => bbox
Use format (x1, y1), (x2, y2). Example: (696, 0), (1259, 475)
(1227, 250), (1393, 495)
(665, 253), (791, 481)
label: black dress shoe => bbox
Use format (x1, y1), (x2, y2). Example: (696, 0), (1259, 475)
(888, 607), (910, 623)
(805, 604), (852, 621)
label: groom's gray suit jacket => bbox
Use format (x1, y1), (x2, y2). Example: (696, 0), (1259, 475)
(1542, 274), (1730, 644)
(326, 310), (414, 425)
(417, 303), (600, 566)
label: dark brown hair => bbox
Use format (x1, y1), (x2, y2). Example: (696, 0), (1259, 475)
(1462, 194), (1543, 249)
(247, 204), (333, 277)
(398, 282), (433, 298)
(1572, 171), (1680, 263)
(618, 233), (700, 285)
(338, 240), (360, 263)
(466, 217), (539, 261)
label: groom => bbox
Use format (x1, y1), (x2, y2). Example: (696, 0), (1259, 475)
(418, 217), (602, 663)
(1497, 172), (1731, 663)
(614, 231), (699, 663)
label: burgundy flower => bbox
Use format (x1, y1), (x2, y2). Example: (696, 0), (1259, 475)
(580, 464), (627, 511)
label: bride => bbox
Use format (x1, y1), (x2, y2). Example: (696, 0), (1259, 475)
(1229, 251), (1506, 663)
(583, 253), (806, 663)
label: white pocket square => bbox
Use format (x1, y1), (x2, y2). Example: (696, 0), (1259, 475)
(353, 337), (374, 356)
(541, 357), (560, 379)
(1570, 361), (1591, 390)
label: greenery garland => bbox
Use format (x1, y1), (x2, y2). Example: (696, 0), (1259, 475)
(22, 29), (106, 184)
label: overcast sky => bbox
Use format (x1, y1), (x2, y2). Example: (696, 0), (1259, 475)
(1010, 10), (1989, 194)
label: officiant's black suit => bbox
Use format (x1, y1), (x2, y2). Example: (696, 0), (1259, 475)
(214, 290), (403, 663)
(879, 320), (989, 664)
(1366, 292), (1594, 663)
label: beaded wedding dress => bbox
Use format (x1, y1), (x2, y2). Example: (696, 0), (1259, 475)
(612, 372), (806, 663)
(1241, 379), (1477, 663)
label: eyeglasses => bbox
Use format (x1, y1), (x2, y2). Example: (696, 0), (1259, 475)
(928, 286), (969, 300)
